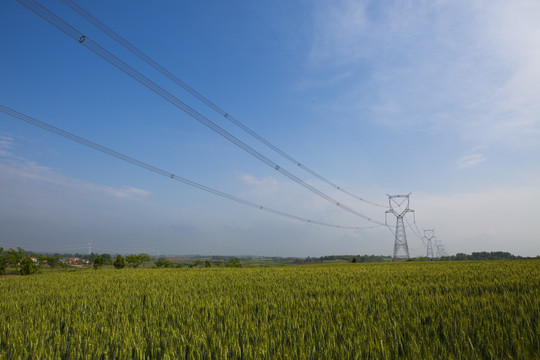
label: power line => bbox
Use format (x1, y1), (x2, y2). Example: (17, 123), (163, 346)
(16, 0), (384, 225)
(0, 242), (160, 255)
(59, 0), (387, 209)
(0, 104), (381, 232)
(405, 216), (423, 243)
(0, 243), (88, 252)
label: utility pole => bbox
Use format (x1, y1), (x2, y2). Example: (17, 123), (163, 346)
(422, 229), (436, 259)
(385, 194), (414, 261)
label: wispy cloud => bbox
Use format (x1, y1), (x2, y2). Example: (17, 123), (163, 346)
(0, 144), (150, 200)
(0, 134), (15, 158)
(238, 173), (278, 196)
(455, 153), (485, 169)
(309, 0), (371, 67)
(104, 186), (151, 198)
(306, 0), (540, 148)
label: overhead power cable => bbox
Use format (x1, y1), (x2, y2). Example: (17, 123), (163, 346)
(87, 245), (159, 254)
(0, 104), (381, 232)
(0, 243), (87, 252)
(59, 0), (387, 209)
(404, 216), (425, 247)
(16, 0), (385, 225)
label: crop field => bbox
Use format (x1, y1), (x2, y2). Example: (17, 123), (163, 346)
(1, 260), (538, 359)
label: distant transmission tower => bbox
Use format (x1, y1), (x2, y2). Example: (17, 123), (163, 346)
(422, 229), (436, 259)
(434, 240), (448, 258)
(385, 194), (414, 261)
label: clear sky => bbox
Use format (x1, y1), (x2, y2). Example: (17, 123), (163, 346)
(1, 0), (539, 257)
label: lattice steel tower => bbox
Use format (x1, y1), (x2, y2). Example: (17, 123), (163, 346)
(434, 240), (448, 258)
(385, 194), (414, 261)
(422, 229), (436, 259)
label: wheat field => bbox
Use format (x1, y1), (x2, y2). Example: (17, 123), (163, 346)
(1, 260), (538, 359)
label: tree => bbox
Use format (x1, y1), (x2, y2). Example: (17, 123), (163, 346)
(138, 253), (151, 267)
(20, 256), (37, 275)
(35, 255), (60, 269)
(0, 247), (5, 275)
(126, 253), (151, 268)
(113, 255), (126, 269)
(5, 247), (25, 272)
(192, 259), (202, 268)
(46, 255), (60, 269)
(126, 254), (139, 268)
(101, 253), (113, 265)
(352, 257), (358, 263)
(93, 255), (104, 269)
(154, 258), (174, 268)
(226, 257), (242, 268)
(205, 260), (212, 268)
(455, 253), (467, 261)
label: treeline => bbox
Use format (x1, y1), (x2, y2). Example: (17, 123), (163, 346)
(0, 247), (61, 275)
(151, 257), (242, 269)
(440, 251), (521, 261)
(319, 255), (392, 263)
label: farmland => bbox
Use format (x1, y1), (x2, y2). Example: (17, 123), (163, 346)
(1, 260), (538, 359)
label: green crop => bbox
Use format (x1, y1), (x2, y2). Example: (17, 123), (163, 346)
(1, 260), (538, 359)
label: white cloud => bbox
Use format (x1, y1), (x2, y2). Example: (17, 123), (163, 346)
(309, 0), (370, 66)
(238, 172), (278, 195)
(0, 134), (14, 149)
(0, 154), (150, 200)
(307, 0), (540, 148)
(455, 153), (485, 169)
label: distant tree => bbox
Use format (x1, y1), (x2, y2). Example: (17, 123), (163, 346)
(455, 253), (467, 261)
(35, 255), (60, 269)
(154, 258), (174, 268)
(113, 255), (126, 269)
(126, 254), (139, 268)
(175, 263), (182, 268)
(20, 256), (37, 275)
(127, 253), (151, 268)
(88, 252), (99, 263)
(204, 260), (212, 268)
(5, 247), (25, 272)
(101, 253), (113, 265)
(93, 255), (104, 269)
(138, 253), (151, 267)
(0, 246), (5, 275)
(352, 257), (357, 263)
(46, 255), (60, 269)
(226, 257), (242, 268)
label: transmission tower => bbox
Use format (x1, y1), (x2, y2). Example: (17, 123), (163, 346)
(385, 194), (414, 261)
(434, 239), (448, 258)
(422, 229), (436, 259)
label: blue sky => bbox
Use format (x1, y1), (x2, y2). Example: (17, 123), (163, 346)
(1, 0), (539, 257)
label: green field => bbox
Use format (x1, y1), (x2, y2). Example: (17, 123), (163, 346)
(1, 260), (538, 359)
